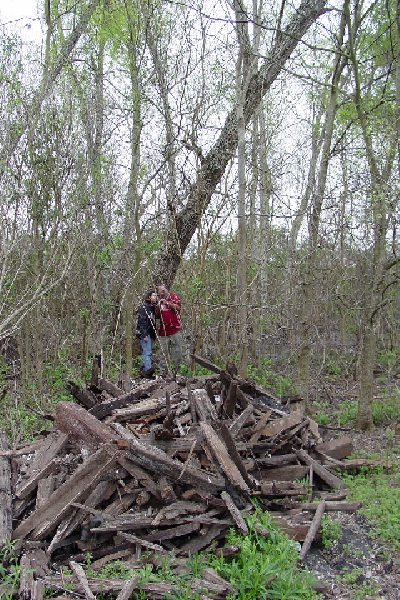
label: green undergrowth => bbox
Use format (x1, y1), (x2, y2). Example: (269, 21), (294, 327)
(343, 465), (400, 550)
(8, 507), (320, 600)
(209, 508), (317, 600)
(0, 540), (21, 600)
(311, 392), (400, 428)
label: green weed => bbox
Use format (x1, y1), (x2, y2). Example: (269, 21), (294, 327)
(334, 399), (357, 426)
(247, 359), (295, 397)
(310, 400), (330, 425)
(320, 516), (343, 550)
(339, 567), (362, 584)
(371, 392), (400, 425)
(0, 540), (21, 600)
(344, 466), (400, 549)
(209, 506), (318, 600)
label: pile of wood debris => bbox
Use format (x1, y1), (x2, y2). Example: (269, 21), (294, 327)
(1, 354), (385, 600)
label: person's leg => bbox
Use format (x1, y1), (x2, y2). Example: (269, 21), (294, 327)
(157, 335), (170, 374)
(140, 337), (152, 371)
(169, 330), (183, 372)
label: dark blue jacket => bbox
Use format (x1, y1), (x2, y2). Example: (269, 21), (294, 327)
(136, 301), (156, 340)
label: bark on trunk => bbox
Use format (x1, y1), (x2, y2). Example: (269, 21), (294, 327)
(151, 0), (328, 287)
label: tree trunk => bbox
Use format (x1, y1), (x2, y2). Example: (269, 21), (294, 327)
(296, 6), (347, 407)
(0, 0), (100, 182)
(151, 0), (328, 287)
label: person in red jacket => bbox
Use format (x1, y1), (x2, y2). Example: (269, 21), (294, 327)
(156, 284), (182, 376)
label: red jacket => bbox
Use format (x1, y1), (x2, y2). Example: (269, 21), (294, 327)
(157, 293), (182, 336)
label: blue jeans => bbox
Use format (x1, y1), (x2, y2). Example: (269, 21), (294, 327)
(140, 337), (153, 371)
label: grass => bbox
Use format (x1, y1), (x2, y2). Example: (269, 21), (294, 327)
(0, 541), (21, 600)
(343, 465), (400, 550)
(311, 392), (400, 428)
(320, 516), (343, 550)
(209, 507), (317, 600)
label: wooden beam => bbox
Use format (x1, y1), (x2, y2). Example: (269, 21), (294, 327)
(199, 422), (250, 494)
(0, 431), (12, 544)
(296, 449), (348, 491)
(13, 445), (119, 541)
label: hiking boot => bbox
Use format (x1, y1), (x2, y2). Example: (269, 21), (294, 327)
(143, 368), (155, 379)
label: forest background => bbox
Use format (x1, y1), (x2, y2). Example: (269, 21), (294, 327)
(0, 0), (399, 435)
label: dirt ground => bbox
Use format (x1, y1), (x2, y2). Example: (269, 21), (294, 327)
(302, 422), (400, 599)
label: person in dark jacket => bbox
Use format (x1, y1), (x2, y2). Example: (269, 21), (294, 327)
(136, 290), (157, 377)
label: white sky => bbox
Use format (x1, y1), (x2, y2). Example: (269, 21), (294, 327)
(0, 0), (43, 41)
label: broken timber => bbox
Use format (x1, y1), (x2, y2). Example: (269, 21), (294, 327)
(3, 354), (381, 596)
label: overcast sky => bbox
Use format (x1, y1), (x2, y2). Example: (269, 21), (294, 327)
(0, 0), (43, 42)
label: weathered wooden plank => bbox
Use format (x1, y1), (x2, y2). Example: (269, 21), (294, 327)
(32, 580), (45, 600)
(19, 554), (34, 600)
(90, 548), (134, 570)
(221, 491), (249, 534)
(26, 548), (50, 578)
(99, 378), (125, 398)
(17, 460), (59, 501)
(69, 561), (96, 600)
(221, 381), (237, 419)
(116, 575), (139, 600)
(248, 410), (272, 444)
(229, 404), (254, 438)
(295, 500), (361, 511)
(152, 501), (207, 525)
(260, 481), (308, 497)
(55, 402), (118, 449)
(178, 524), (226, 556)
(299, 500), (326, 561)
(112, 398), (165, 421)
(198, 422), (250, 494)
(315, 436), (354, 461)
(123, 437), (225, 494)
(192, 389), (218, 422)
(212, 421), (253, 489)
(63, 480), (117, 539)
(35, 476), (56, 509)
(89, 381), (162, 419)
(0, 439), (44, 457)
(190, 354), (222, 374)
(334, 458), (394, 471)
(16, 432), (68, 500)
(66, 381), (97, 409)
(296, 449), (348, 491)
(201, 568), (234, 594)
(244, 454), (298, 471)
(144, 521), (201, 542)
(272, 516), (312, 541)
(261, 411), (303, 439)
(120, 532), (166, 553)
(43, 575), (229, 598)
(13, 445), (119, 541)
(0, 430), (12, 544)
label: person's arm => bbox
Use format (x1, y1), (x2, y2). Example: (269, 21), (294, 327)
(137, 307), (148, 337)
(163, 295), (181, 311)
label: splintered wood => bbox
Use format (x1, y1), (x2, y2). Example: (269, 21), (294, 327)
(3, 353), (372, 598)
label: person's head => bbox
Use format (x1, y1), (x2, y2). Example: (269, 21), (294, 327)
(144, 290), (157, 304)
(157, 284), (169, 298)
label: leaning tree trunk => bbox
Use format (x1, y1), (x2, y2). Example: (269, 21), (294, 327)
(150, 0), (328, 288)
